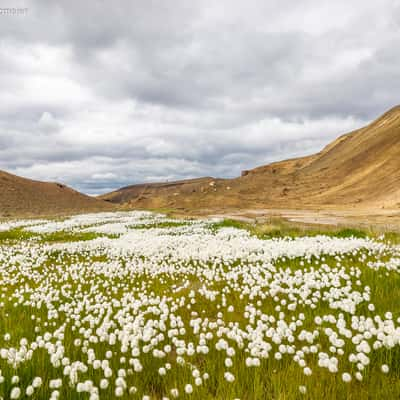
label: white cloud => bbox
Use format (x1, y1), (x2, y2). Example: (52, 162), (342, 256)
(0, 0), (398, 193)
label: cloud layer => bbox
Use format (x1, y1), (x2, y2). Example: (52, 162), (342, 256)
(0, 0), (399, 194)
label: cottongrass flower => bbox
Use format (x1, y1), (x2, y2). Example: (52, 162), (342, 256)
(342, 373), (352, 383)
(299, 385), (307, 394)
(25, 386), (34, 396)
(381, 364), (389, 374)
(10, 387), (21, 399)
(195, 377), (202, 386)
(32, 377), (42, 388)
(100, 379), (109, 389)
(185, 384), (193, 394)
(355, 372), (363, 381)
(224, 372), (235, 382)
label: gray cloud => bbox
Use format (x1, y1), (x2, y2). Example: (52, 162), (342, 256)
(0, 0), (399, 194)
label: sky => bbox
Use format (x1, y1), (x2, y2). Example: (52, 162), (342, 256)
(0, 0), (399, 194)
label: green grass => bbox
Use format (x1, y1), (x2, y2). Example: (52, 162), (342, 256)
(333, 228), (367, 238)
(129, 221), (190, 230)
(0, 228), (118, 244)
(39, 230), (118, 242)
(209, 218), (249, 232)
(382, 231), (400, 244)
(209, 218), (393, 241)
(0, 228), (36, 242)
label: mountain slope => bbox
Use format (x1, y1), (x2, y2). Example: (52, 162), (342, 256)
(0, 170), (114, 218)
(100, 177), (217, 209)
(101, 106), (400, 211)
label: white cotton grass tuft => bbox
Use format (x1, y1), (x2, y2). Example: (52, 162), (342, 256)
(10, 387), (21, 399)
(342, 372), (352, 383)
(381, 364), (389, 374)
(185, 384), (193, 394)
(299, 385), (307, 394)
(224, 372), (235, 382)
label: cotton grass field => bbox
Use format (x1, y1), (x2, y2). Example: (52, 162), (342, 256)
(0, 211), (399, 400)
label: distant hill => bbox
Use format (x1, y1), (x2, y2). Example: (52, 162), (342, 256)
(0, 170), (114, 218)
(100, 106), (400, 211)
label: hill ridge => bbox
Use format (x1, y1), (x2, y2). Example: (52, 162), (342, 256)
(0, 170), (114, 218)
(100, 106), (400, 211)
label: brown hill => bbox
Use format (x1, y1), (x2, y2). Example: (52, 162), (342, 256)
(100, 106), (400, 212)
(103, 177), (215, 205)
(0, 170), (114, 218)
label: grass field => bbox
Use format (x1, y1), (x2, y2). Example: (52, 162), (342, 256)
(0, 211), (399, 399)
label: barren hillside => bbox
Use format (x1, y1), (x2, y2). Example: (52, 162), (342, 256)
(0, 170), (114, 218)
(100, 106), (400, 211)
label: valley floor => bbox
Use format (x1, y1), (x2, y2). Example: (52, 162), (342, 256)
(205, 207), (400, 230)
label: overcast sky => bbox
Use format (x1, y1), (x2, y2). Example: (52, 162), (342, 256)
(0, 0), (399, 194)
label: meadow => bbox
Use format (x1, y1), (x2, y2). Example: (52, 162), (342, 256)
(0, 211), (399, 399)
